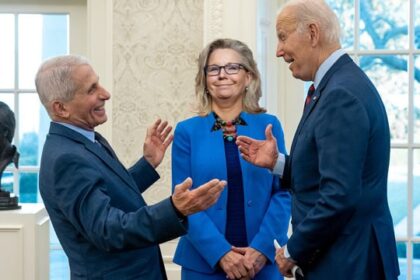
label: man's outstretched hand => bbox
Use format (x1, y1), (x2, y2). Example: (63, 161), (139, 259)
(236, 124), (279, 170)
(172, 178), (226, 216)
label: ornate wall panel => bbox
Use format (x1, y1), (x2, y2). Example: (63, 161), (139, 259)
(112, 0), (203, 204)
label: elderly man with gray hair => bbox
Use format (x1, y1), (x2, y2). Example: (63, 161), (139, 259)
(236, 0), (400, 279)
(35, 54), (226, 279)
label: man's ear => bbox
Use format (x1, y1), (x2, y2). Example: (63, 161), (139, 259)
(51, 101), (70, 119)
(308, 23), (320, 47)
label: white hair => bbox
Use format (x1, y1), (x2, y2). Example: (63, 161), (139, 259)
(282, 0), (341, 45)
(35, 55), (90, 113)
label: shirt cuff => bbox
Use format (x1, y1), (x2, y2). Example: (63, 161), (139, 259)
(284, 244), (290, 258)
(283, 245), (297, 263)
(170, 196), (186, 223)
(272, 153), (285, 177)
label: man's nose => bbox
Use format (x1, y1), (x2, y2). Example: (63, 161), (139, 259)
(99, 86), (111, 100)
(276, 43), (284, 57)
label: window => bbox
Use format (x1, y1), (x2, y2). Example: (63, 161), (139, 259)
(326, 1), (420, 279)
(0, 1), (87, 279)
(0, 13), (69, 202)
(0, 12), (70, 279)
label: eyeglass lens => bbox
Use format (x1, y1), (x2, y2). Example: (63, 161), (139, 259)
(206, 63), (244, 76)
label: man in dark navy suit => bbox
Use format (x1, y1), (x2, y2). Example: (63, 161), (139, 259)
(35, 55), (225, 279)
(236, 0), (399, 279)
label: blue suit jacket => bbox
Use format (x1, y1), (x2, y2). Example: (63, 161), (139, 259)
(40, 122), (187, 279)
(172, 112), (291, 279)
(283, 54), (400, 279)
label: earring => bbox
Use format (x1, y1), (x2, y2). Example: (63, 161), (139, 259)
(245, 86), (249, 92)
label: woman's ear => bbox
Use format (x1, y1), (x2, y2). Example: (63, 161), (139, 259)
(246, 71), (252, 86)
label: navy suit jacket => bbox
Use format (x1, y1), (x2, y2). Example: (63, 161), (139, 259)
(283, 54), (400, 279)
(40, 122), (187, 279)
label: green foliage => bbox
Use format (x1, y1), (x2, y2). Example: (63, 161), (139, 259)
(19, 173), (38, 203)
(397, 243), (420, 259)
(18, 132), (39, 202)
(19, 132), (38, 166)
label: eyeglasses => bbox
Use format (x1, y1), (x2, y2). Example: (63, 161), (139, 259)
(204, 63), (247, 76)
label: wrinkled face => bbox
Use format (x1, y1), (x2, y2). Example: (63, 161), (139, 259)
(275, 7), (316, 81)
(205, 48), (251, 105)
(62, 64), (110, 130)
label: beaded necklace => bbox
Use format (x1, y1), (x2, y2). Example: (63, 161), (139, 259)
(211, 112), (247, 141)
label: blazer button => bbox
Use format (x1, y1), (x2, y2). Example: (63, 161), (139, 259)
(247, 200), (253, 206)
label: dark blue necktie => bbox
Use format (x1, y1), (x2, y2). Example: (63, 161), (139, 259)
(95, 132), (117, 159)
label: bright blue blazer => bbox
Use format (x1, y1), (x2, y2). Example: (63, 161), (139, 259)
(172, 112), (291, 279)
(40, 122), (187, 279)
(283, 54), (400, 279)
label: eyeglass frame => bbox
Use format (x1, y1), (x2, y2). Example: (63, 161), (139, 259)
(204, 63), (247, 77)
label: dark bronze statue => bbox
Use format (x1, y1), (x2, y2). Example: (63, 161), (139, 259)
(0, 101), (20, 210)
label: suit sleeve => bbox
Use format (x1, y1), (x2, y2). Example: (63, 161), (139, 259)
(248, 117), (291, 263)
(171, 123), (231, 269)
(287, 89), (369, 265)
(128, 157), (160, 193)
(52, 153), (187, 252)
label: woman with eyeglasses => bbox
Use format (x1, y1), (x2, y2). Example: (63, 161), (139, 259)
(171, 38), (291, 280)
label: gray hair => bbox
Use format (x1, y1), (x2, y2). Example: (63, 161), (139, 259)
(195, 38), (265, 115)
(282, 0), (341, 45)
(35, 55), (90, 114)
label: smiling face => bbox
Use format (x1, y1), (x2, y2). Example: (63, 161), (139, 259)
(56, 64), (110, 130)
(275, 7), (318, 81)
(206, 48), (251, 109)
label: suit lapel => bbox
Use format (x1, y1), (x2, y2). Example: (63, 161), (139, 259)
(49, 123), (141, 195)
(289, 54), (352, 166)
(85, 143), (141, 194)
(94, 132), (119, 159)
(203, 114), (228, 209)
(289, 88), (321, 158)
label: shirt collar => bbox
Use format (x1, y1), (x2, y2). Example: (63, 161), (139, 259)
(314, 48), (346, 88)
(54, 121), (96, 143)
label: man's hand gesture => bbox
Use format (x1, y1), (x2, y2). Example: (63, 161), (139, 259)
(143, 119), (173, 168)
(172, 178), (226, 216)
(236, 124), (279, 170)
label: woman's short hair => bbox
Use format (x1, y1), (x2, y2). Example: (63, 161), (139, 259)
(195, 38), (265, 115)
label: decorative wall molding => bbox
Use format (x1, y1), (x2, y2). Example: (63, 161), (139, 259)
(203, 0), (223, 45)
(87, 0), (114, 139)
(203, 0), (258, 52)
(112, 0), (203, 202)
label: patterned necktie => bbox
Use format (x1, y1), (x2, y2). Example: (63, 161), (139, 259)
(304, 83), (315, 112)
